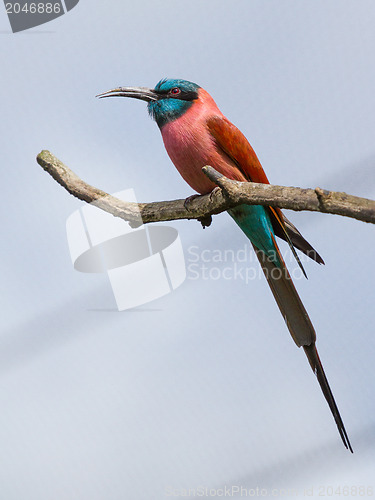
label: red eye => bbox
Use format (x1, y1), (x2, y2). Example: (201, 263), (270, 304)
(170, 87), (181, 95)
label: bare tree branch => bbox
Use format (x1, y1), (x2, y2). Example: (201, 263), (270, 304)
(37, 150), (375, 226)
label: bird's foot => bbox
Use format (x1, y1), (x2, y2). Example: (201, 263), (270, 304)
(208, 186), (221, 202)
(184, 193), (201, 211)
(184, 193), (213, 228)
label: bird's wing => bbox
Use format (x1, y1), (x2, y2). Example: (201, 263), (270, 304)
(279, 215), (324, 265)
(207, 115), (324, 266)
(207, 115), (270, 183)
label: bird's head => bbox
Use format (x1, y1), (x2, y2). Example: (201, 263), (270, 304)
(97, 78), (200, 128)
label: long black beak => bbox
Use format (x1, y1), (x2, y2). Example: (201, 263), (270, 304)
(96, 86), (158, 102)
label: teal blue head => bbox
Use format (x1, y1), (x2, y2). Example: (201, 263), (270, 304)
(97, 78), (200, 128)
(147, 79), (200, 127)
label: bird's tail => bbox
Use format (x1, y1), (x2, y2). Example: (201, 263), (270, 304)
(303, 343), (353, 452)
(253, 242), (353, 452)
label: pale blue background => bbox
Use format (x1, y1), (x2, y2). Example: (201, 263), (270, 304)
(1, 1), (375, 499)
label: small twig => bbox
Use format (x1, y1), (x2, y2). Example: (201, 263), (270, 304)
(37, 150), (375, 226)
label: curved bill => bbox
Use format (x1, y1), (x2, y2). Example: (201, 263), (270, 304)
(96, 86), (158, 102)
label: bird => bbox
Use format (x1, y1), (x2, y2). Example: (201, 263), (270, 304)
(97, 78), (352, 452)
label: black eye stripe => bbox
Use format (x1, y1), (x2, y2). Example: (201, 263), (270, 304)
(154, 88), (199, 101)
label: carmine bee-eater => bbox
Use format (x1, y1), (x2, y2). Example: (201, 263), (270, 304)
(98, 78), (352, 452)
